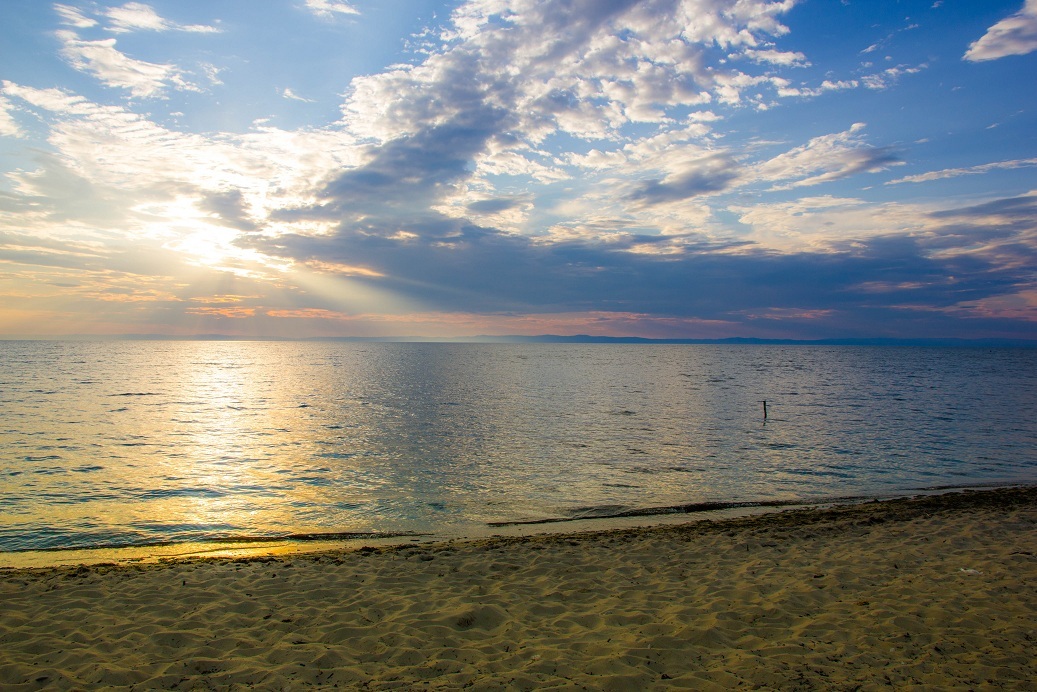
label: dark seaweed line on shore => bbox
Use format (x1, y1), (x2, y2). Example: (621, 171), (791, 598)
(488, 499), (808, 526)
(488, 482), (1035, 527)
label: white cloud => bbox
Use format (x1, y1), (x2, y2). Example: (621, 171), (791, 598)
(54, 4), (98, 28)
(730, 190), (1037, 270)
(743, 48), (809, 66)
(861, 63), (926, 90)
(282, 88), (316, 103)
(887, 158), (1037, 184)
(35, 0), (897, 255)
(331, 0), (929, 247)
(474, 147), (568, 183)
(730, 195), (931, 253)
(710, 72), (781, 105)
(341, 0), (802, 149)
(56, 30), (195, 98)
(201, 63), (223, 86)
(104, 2), (220, 34)
(820, 79), (858, 91)
(305, 0), (361, 18)
(965, 0), (1037, 61)
(0, 81), (362, 267)
(2, 80), (92, 114)
(0, 96), (23, 138)
(757, 76), (858, 99)
(754, 123), (902, 190)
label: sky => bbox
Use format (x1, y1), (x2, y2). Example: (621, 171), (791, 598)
(1, 0), (1036, 340)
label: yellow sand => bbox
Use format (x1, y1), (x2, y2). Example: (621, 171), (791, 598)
(1, 488), (1034, 690)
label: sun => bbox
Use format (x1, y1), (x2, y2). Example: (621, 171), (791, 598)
(133, 196), (289, 277)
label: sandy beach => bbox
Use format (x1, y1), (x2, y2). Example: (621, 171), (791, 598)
(1, 487), (1034, 690)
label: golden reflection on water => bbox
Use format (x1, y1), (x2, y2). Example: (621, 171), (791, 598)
(150, 342), (362, 538)
(162, 345), (269, 532)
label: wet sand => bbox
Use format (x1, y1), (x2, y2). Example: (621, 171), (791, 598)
(1, 487), (1034, 689)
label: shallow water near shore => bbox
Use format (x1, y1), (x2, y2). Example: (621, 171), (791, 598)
(2, 341), (1035, 554)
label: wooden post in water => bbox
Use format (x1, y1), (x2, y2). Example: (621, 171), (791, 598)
(762, 400), (768, 420)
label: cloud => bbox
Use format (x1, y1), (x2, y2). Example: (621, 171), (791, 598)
(726, 194), (1037, 318)
(730, 195), (917, 253)
(242, 194), (1037, 337)
(258, 307), (743, 339)
(860, 63), (926, 90)
(201, 63), (223, 86)
(54, 4), (98, 28)
(0, 230), (110, 271)
(820, 79), (858, 91)
(743, 48), (809, 66)
(7, 0), (1036, 339)
(318, 0), (906, 261)
(341, 0), (802, 150)
(56, 30), (196, 98)
(965, 0), (1037, 61)
(329, 0), (800, 242)
(185, 306), (256, 318)
(318, 105), (511, 219)
(928, 192), (1037, 221)
(0, 80), (363, 278)
(304, 0), (361, 19)
(282, 87), (316, 103)
(940, 290), (1037, 321)
(104, 2), (220, 34)
(465, 196), (529, 214)
(888, 158), (1037, 184)
(197, 189), (258, 232)
(625, 154), (740, 205)
(755, 123), (902, 190)
(0, 96), (23, 137)
(341, 0), (875, 244)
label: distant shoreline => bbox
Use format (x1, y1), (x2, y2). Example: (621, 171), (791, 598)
(3, 334), (1037, 347)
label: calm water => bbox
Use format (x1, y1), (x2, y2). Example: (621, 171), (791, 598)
(1, 341), (1035, 552)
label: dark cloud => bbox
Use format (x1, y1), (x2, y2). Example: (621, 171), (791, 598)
(845, 147), (900, 176)
(242, 200), (1034, 338)
(626, 167), (740, 204)
(320, 106), (512, 218)
(929, 193), (1037, 219)
(198, 189), (257, 231)
(466, 196), (528, 214)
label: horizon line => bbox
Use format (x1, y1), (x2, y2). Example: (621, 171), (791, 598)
(2, 334), (1036, 347)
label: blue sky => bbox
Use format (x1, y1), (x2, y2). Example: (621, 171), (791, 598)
(1, 0), (1035, 339)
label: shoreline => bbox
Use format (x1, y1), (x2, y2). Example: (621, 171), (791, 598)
(3, 482), (1030, 570)
(1, 486), (1035, 688)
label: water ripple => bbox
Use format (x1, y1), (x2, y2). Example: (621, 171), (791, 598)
(1, 341), (1035, 552)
